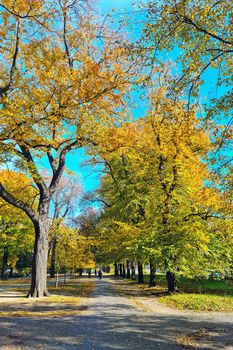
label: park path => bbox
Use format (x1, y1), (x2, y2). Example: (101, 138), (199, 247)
(0, 277), (232, 350)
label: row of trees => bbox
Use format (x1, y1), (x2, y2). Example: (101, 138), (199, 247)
(0, 0), (232, 296)
(89, 92), (233, 291)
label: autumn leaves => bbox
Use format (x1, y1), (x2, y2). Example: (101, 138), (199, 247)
(0, 0), (232, 296)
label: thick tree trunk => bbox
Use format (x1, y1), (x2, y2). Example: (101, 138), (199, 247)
(1, 249), (8, 280)
(122, 262), (126, 278)
(126, 260), (130, 279)
(166, 271), (177, 293)
(27, 218), (50, 298)
(131, 261), (136, 280)
(114, 262), (119, 276)
(50, 236), (57, 278)
(149, 259), (156, 287)
(119, 263), (123, 276)
(137, 260), (144, 284)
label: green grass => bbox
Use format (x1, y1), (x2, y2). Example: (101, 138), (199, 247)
(130, 273), (233, 295)
(120, 273), (233, 311)
(160, 293), (233, 311)
(157, 274), (232, 295)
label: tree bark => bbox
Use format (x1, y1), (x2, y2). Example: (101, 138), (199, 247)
(114, 261), (119, 276)
(27, 218), (50, 298)
(50, 236), (57, 278)
(126, 260), (130, 279)
(1, 249), (8, 280)
(149, 258), (156, 287)
(137, 260), (144, 284)
(9, 267), (13, 278)
(119, 263), (123, 276)
(122, 262), (126, 278)
(166, 271), (177, 292)
(131, 261), (136, 280)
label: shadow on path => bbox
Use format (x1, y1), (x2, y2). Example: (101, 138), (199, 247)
(0, 278), (232, 350)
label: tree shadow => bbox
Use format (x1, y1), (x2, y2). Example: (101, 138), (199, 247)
(0, 307), (232, 349)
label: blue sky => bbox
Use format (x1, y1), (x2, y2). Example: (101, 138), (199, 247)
(67, 0), (149, 195)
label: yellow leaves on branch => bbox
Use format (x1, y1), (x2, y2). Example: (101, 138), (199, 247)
(0, 3), (134, 153)
(0, 170), (38, 216)
(50, 221), (95, 269)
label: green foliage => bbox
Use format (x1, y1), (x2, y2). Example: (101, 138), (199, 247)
(93, 93), (230, 280)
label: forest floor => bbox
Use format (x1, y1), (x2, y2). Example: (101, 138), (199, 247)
(0, 276), (232, 350)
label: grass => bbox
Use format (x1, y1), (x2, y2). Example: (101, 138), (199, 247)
(48, 280), (95, 296)
(118, 273), (233, 312)
(0, 278), (95, 317)
(0, 278), (31, 285)
(140, 274), (233, 295)
(0, 309), (87, 317)
(160, 293), (233, 312)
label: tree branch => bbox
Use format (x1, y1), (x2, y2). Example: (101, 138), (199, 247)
(49, 140), (79, 192)
(0, 184), (37, 222)
(0, 18), (20, 97)
(19, 145), (47, 194)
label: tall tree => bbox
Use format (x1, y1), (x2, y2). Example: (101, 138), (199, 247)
(0, 0), (135, 297)
(49, 173), (82, 277)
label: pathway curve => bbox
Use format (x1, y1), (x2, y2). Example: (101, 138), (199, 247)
(0, 277), (232, 350)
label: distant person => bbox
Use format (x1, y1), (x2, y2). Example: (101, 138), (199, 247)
(98, 269), (102, 280)
(88, 269), (91, 278)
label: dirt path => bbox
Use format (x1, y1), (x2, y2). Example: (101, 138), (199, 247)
(0, 277), (232, 349)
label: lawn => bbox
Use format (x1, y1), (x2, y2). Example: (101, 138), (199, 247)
(119, 273), (233, 311)
(160, 293), (233, 311)
(0, 278), (95, 317)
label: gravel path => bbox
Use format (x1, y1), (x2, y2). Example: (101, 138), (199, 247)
(0, 277), (232, 350)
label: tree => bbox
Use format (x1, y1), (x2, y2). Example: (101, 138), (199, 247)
(49, 173), (82, 277)
(143, 0), (233, 111)
(0, 0), (135, 297)
(87, 124), (153, 283)
(50, 221), (95, 277)
(135, 92), (226, 291)
(0, 170), (35, 279)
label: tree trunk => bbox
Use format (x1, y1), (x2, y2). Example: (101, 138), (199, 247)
(126, 260), (130, 279)
(119, 263), (123, 276)
(166, 271), (177, 293)
(122, 262), (126, 278)
(1, 249), (8, 280)
(114, 262), (119, 276)
(27, 218), (50, 298)
(138, 260), (144, 284)
(9, 267), (13, 278)
(131, 261), (136, 280)
(50, 236), (57, 278)
(149, 259), (156, 287)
